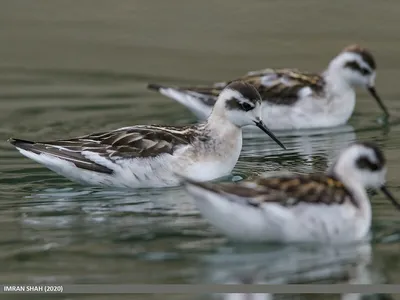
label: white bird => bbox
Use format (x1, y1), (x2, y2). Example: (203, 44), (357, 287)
(182, 142), (400, 243)
(9, 81), (285, 189)
(148, 44), (389, 130)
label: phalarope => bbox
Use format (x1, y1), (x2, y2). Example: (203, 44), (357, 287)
(182, 142), (400, 243)
(9, 81), (285, 188)
(148, 44), (389, 130)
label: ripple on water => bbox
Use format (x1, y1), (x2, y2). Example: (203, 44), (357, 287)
(1, 24), (400, 288)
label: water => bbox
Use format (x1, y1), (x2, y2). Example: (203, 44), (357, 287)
(1, 1), (400, 299)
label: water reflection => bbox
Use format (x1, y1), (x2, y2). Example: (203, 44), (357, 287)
(204, 242), (372, 283)
(2, 0), (400, 292)
(238, 125), (356, 176)
(13, 186), (202, 245)
(212, 243), (372, 300)
(222, 294), (392, 300)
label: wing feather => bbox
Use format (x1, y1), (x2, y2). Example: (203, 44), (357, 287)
(172, 68), (326, 106)
(10, 124), (202, 174)
(186, 174), (354, 208)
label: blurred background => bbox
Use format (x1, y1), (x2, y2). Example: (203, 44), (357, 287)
(1, 1), (400, 299)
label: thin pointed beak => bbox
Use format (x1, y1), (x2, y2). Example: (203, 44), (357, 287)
(380, 185), (400, 210)
(368, 86), (390, 117)
(253, 119), (286, 150)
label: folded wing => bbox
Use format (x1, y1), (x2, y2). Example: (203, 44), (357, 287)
(9, 125), (198, 174)
(151, 68), (326, 107)
(185, 174), (353, 208)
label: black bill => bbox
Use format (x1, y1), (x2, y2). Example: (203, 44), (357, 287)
(253, 120), (286, 150)
(368, 86), (390, 117)
(380, 185), (400, 210)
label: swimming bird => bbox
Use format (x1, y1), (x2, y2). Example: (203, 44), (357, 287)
(148, 44), (388, 130)
(8, 81), (285, 188)
(182, 142), (399, 243)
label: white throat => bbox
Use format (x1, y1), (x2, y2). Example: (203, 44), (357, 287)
(321, 59), (357, 122)
(329, 159), (371, 216)
(206, 105), (241, 139)
(323, 62), (353, 94)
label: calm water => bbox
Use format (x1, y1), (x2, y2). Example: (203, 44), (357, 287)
(1, 1), (400, 299)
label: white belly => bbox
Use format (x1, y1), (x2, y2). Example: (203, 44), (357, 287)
(261, 93), (356, 130)
(187, 183), (370, 243)
(17, 134), (243, 189)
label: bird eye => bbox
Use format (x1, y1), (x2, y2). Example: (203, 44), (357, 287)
(361, 68), (371, 76)
(344, 61), (372, 76)
(241, 102), (253, 111)
(356, 156), (380, 171)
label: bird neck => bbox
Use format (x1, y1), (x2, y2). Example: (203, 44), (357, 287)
(322, 70), (353, 95)
(205, 108), (242, 140)
(328, 164), (371, 216)
(322, 64), (356, 121)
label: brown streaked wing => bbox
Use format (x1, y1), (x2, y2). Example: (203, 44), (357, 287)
(199, 174), (354, 208)
(41, 125), (202, 159)
(174, 86), (221, 107)
(10, 138), (114, 174)
(251, 174), (353, 206)
(237, 69), (326, 105)
(179, 69), (325, 106)
(184, 86), (222, 98)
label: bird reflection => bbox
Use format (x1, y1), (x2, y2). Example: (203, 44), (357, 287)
(239, 125), (356, 176)
(202, 242), (373, 300)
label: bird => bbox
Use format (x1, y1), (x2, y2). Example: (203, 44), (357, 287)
(8, 81), (286, 189)
(148, 44), (389, 130)
(182, 142), (400, 243)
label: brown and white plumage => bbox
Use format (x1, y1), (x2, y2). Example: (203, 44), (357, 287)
(148, 44), (388, 130)
(9, 124), (204, 175)
(9, 81), (285, 188)
(182, 142), (400, 243)
(152, 68), (325, 106)
(148, 69), (325, 120)
(188, 174), (353, 208)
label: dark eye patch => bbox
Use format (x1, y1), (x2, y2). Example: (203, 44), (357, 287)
(344, 61), (372, 76)
(240, 102), (254, 111)
(356, 155), (382, 171)
(225, 97), (255, 111)
(360, 67), (371, 76)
